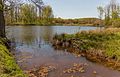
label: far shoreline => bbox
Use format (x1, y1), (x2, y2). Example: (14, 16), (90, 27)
(6, 24), (102, 27)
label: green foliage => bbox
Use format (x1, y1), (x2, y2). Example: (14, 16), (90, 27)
(42, 5), (54, 19)
(111, 18), (120, 27)
(55, 28), (120, 60)
(4, 0), (54, 26)
(105, 40), (120, 58)
(20, 4), (37, 24)
(40, 5), (54, 25)
(0, 38), (26, 77)
(99, 0), (120, 27)
(112, 11), (119, 20)
(53, 18), (102, 26)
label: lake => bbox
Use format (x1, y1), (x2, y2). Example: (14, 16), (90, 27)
(6, 26), (120, 77)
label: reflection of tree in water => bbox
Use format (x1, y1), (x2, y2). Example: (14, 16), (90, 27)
(31, 26), (53, 48)
(20, 26), (36, 46)
(20, 26), (53, 48)
(42, 26), (53, 42)
(7, 26), (54, 48)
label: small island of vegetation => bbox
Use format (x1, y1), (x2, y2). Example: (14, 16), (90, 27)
(52, 28), (120, 70)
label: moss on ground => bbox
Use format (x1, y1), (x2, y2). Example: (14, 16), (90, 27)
(0, 38), (26, 77)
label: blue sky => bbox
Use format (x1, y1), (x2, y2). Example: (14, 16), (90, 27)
(43, 0), (120, 19)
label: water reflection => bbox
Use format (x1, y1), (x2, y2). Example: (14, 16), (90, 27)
(6, 26), (96, 48)
(6, 26), (98, 54)
(6, 26), (98, 58)
(5, 26), (120, 77)
(20, 26), (36, 47)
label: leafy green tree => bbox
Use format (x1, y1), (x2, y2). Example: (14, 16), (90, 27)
(112, 11), (119, 19)
(41, 5), (54, 25)
(20, 4), (37, 24)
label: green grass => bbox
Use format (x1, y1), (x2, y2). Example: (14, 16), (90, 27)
(0, 38), (26, 77)
(54, 28), (120, 61)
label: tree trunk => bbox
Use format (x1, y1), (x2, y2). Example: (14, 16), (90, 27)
(0, 0), (5, 37)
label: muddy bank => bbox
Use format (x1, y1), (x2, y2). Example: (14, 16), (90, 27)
(52, 28), (120, 71)
(0, 38), (26, 77)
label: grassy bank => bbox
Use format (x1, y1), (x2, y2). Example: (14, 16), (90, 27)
(52, 28), (120, 70)
(0, 38), (26, 77)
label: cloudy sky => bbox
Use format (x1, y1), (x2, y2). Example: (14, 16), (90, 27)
(43, 0), (120, 19)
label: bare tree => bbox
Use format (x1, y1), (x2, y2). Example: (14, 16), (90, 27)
(30, 0), (44, 17)
(110, 0), (119, 19)
(104, 5), (111, 26)
(4, 0), (23, 24)
(97, 6), (104, 27)
(110, 0), (117, 12)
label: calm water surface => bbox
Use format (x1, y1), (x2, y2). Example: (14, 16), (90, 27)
(6, 26), (120, 77)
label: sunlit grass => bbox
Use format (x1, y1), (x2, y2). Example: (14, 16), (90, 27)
(54, 28), (120, 61)
(0, 38), (26, 77)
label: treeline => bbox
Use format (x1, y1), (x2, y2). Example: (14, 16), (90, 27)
(53, 18), (102, 26)
(97, 0), (120, 27)
(4, 0), (102, 26)
(4, 0), (120, 27)
(4, 0), (54, 25)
